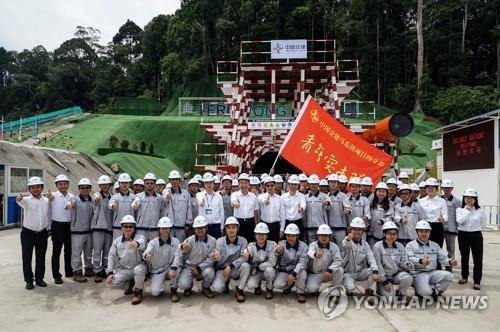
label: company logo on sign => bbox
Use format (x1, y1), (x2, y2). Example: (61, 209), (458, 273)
(271, 40), (307, 59)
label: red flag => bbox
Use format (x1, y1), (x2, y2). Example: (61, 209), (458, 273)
(279, 95), (393, 183)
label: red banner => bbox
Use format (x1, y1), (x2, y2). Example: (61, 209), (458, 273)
(279, 95), (393, 183)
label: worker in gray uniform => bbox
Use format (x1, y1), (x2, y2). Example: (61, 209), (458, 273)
(303, 174), (329, 244)
(143, 217), (181, 302)
(164, 172), (193, 242)
(326, 174), (348, 252)
(220, 175), (234, 221)
(132, 172), (166, 241)
(344, 177), (371, 238)
(394, 184), (426, 246)
(91, 175), (114, 283)
(175, 215), (216, 298)
(440, 179), (461, 272)
(342, 217), (380, 301)
(106, 215), (147, 305)
(386, 178), (402, 209)
(306, 224), (344, 294)
(109, 173), (136, 239)
(372, 221), (413, 304)
(188, 177), (200, 222)
(405, 220), (456, 298)
(274, 223), (308, 303)
(245, 222), (277, 300)
(360, 176), (374, 201)
(69, 178), (94, 282)
(211, 216), (249, 302)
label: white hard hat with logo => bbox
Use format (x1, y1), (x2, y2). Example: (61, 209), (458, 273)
(398, 184), (412, 192)
(298, 173), (308, 182)
(193, 216), (208, 228)
(375, 182), (388, 190)
(78, 178), (92, 187)
(308, 174), (320, 184)
(118, 173), (132, 183)
(361, 177), (373, 186)
(222, 175), (232, 182)
(317, 224), (333, 235)
(415, 220), (432, 230)
(254, 222), (270, 234)
(238, 173), (250, 181)
(319, 179), (328, 186)
(441, 179), (454, 188)
(157, 217), (173, 228)
(168, 170), (181, 179)
(288, 174), (300, 184)
(120, 215), (136, 225)
(409, 183), (419, 191)
(386, 178), (398, 185)
(418, 181), (426, 188)
(382, 221), (398, 231)
(263, 176), (275, 185)
(97, 175), (113, 185)
(350, 217), (365, 229)
(232, 179), (239, 187)
(144, 173), (157, 181)
(338, 175), (348, 183)
(327, 174), (339, 182)
(224, 216), (239, 226)
(133, 179), (144, 186)
(156, 178), (166, 185)
(188, 178), (200, 185)
(462, 188), (478, 197)
(425, 177), (439, 187)
(54, 174), (69, 183)
(284, 223), (300, 235)
(250, 176), (260, 185)
(398, 171), (409, 179)
(274, 175), (284, 183)
(349, 177), (361, 185)
(28, 176), (44, 186)
(202, 172), (215, 182)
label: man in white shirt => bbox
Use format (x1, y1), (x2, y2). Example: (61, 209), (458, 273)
(17, 177), (51, 290)
(258, 176), (285, 242)
(231, 173), (259, 243)
(281, 174), (306, 241)
(46, 174), (74, 284)
(196, 173), (224, 238)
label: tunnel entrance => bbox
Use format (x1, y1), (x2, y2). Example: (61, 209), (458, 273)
(251, 152), (301, 175)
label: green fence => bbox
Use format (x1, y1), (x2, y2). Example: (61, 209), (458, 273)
(113, 97), (160, 116)
(1, 106), (83, 131)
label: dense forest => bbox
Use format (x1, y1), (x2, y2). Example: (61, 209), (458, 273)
(0, 0), (499, 124)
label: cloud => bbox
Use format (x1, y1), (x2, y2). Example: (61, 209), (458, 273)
(0, 0), (180, 51)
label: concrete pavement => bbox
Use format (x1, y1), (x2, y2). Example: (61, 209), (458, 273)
(1, 228), (499, 332)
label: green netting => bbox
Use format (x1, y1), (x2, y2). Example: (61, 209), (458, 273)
(2, 106), (83, 131)
(113, 97), (160, 116)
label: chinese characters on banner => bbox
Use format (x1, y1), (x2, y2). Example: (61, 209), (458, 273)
(278, 95), (393, 183)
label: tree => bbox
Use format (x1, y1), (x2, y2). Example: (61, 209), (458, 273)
(148, 143), (154, 155)
(120, 139), (130, 149)
(108, 135), (119, 148)
(140, 141), (147, 153)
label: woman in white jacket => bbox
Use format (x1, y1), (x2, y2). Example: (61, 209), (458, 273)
(456, 188), (486, 290)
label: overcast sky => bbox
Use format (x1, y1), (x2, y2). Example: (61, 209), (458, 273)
(0, 0), (181, 51)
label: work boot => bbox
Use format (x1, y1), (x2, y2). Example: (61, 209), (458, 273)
(265, 288), (274, 300)
(223, 280), (230, 294)
(73, 271), (88, 283)
(183, 288), (193, 297)
(297, 293), (306, 303)
(170, 288), (179, 302)
(94, 274), (103, 283)
(54, 277), (63, 285)
(35, 279), (47, 287)
(283, 282), (294, 295)
(235, 287), (246, 303)
(84, 269), (95, 277)
(26, 281), (34, 290)
(202, 287), (215, 299)
(100, 270), (108, 278)
(131, 289), (143, 305)
(254, 283), (262, 296)
(124, 280), (135, 295)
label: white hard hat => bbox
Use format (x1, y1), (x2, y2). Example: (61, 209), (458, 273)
(202, 172), (214, 182)
(425, 177), (439, 187)
(260, 173), (269, 180)
(441, 179), (454, 188)
(254, 222), (269, 234)
(399, 184), (412, 192)
(224, 216), (239, 226)
(319, 179), (328, 186)
(361, 177), (373, 186)
(78, 178), (92, 187)
(118, 173), (132, 183)
(327, 174), (339, 182)
(284, 223), (300, 235)
(338, 175), (348, 183)
(462, 187), (478, 197)
(317, 224), (333, 235)
(193, 216), (208, 228)
(238, 173), (250, 181)
(213, 175), (220, 184)
(144, 173), (157, 181)
(415, 220), (432, 230)
(133, 179), (144, 186)
(308, 174), (320, 184)
(193, 174), (202, 182)
(168, 170), (181, 179)
(349, 177), (361, 185)
(222, 175), (232, 182)
(288, 174), (300, 184)
(298, 173), (308, 182)
(156, 178), (166, 185)
(28, 176), (44, 186)
(120, 215), (136, 225)
(398, 171), (409, 179)
(386, 178), (398, 185)
(232, 179), (239, 187)
(263, 176), (275, 184)
(274, 174), (284, 183)
(418, 181), (426, 188)
(157, 216), (173, 228)
(188, 178), (200, 185)
(54, 174), (69, 183)
(375, 182), (388, 190)
(350, 217), (365, 229)
(410, 183), (420, 191)
(97, 175), (113, 185)
(382, 221), (398, 231)
(250, 176), (260, 185)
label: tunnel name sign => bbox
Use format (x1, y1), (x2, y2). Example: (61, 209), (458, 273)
(278, 95), (393, 182)
(443, 120), (495, 171)
(271, 40), (307, 59)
